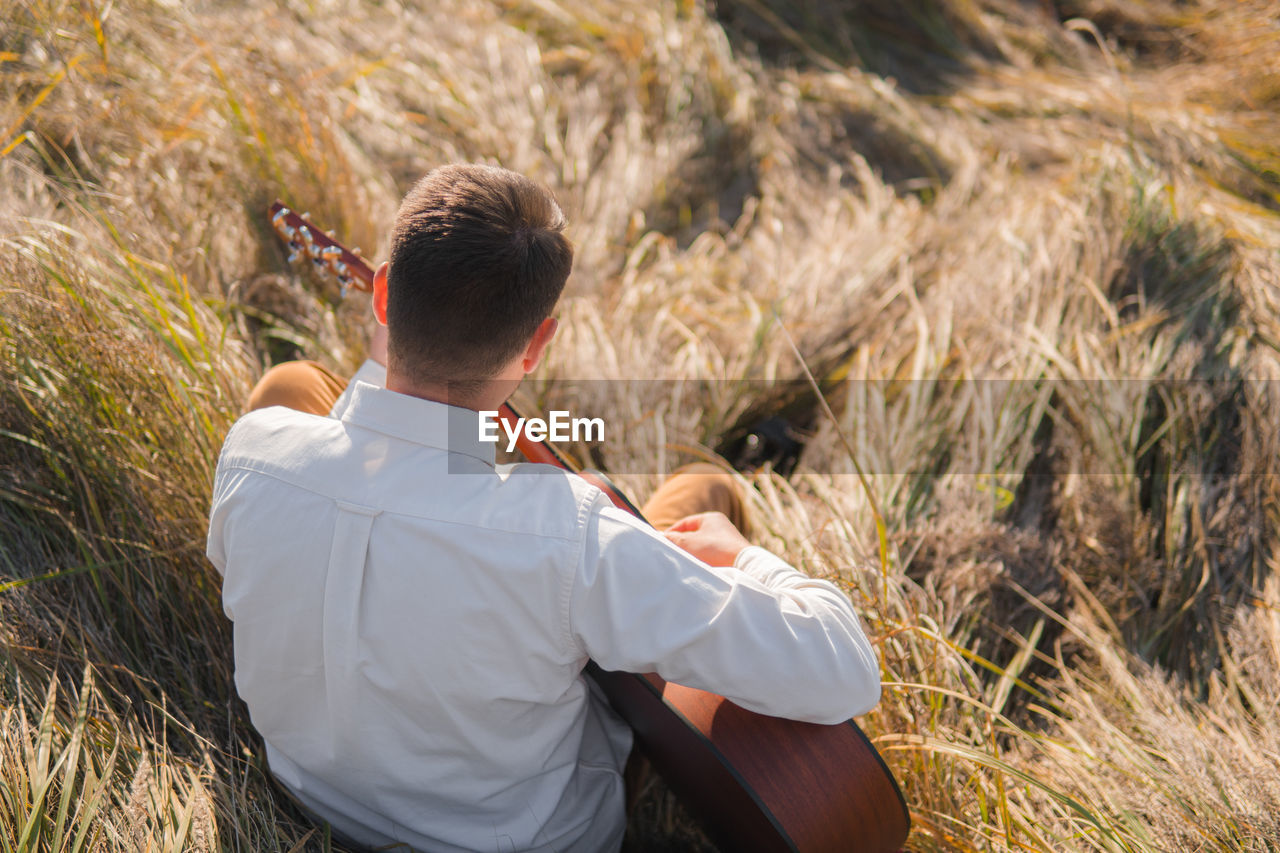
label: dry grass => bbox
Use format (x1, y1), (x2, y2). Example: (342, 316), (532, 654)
(3, 0), (1280, 850)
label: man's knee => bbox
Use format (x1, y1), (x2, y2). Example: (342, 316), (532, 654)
(642, 463), (751, 537)
(246, 360), (347, 416)
(669, 463), (739, 506)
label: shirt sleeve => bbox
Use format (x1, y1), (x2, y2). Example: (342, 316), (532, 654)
(569, 496), (882, 724)
(205, 419), (243, 578)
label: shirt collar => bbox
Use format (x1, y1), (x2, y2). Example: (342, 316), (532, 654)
(338, 381), (497, 468)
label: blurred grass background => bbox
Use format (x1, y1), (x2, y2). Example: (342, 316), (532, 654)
(2, 0), (1279, 850)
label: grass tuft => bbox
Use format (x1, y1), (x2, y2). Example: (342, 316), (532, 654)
(3, 0), (1279, 850)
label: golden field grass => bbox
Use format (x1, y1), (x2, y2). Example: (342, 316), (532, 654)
(3, 0), (1280, 850)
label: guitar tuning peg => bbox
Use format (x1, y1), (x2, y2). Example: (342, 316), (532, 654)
(272, 208), (296, 239)
(302, 211), (311, 220)
(287, 250), (301, 264)
(352, 247), (362, 256)
(326, 230), (336, 238)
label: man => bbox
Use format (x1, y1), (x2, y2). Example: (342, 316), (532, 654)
(207, 164), (881, 852)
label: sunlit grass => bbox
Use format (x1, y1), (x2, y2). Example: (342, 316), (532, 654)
(3, 0), (1280, 850)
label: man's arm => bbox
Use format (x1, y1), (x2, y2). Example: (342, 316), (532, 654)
(569, 498), (881, 725)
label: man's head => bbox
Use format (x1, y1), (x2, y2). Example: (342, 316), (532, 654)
(373, 164), (572, 399)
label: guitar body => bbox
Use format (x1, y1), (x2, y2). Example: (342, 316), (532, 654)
(588, 665), (909, 853)
(269, 202), (911, 853)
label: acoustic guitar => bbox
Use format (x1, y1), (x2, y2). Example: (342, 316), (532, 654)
(268, 201), (910, 853)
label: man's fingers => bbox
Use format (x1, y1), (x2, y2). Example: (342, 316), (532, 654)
(665, 515), (703, 533)
(665, 511), (721, 533)
(661, 512), (749, 567)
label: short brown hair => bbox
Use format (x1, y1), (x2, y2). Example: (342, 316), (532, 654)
(386, 164), (573, 391)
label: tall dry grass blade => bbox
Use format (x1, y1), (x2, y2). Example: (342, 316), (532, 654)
(771, 310), (891, 587)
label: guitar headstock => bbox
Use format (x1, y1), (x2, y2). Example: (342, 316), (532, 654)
(269, 201), (375, 295)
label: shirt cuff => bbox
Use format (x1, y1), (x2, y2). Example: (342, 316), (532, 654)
(733, 545), (850, 598)
(733, 545), (798, 586)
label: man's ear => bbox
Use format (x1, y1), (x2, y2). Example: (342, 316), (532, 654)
(372, 262), (390, 325)
(521, 317), (558, 374)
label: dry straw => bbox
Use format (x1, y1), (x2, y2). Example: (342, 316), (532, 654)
(2, 0), (1279, 850)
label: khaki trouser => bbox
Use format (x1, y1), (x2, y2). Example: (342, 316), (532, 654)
(247, 360), (751, 534)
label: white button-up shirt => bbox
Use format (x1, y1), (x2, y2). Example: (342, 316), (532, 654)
(206, 361), (881, 853)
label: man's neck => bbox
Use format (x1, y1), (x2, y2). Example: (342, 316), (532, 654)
(384, 371), (517, 413)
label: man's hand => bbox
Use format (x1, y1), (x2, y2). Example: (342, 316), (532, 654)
(663, 511), (751, 567)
